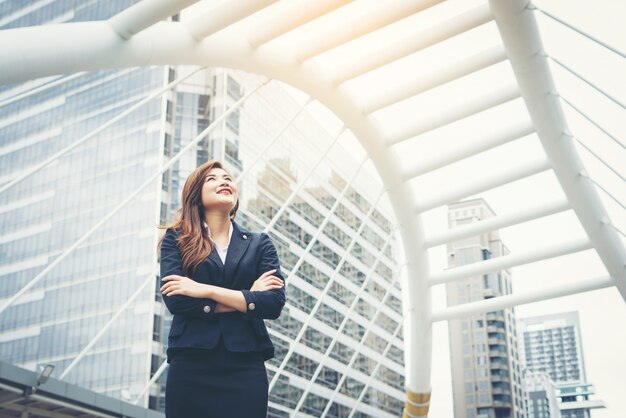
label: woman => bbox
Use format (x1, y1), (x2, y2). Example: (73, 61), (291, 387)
(158, 160), (285, 418)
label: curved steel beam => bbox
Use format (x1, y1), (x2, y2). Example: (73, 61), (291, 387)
(0, 17), (434, 412)
(489, 0), (626, 302)
(108, 0), (200, 39)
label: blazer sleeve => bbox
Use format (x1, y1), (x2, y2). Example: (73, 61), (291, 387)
(160, 228), (218, 319)
(240, 233), (286, 320)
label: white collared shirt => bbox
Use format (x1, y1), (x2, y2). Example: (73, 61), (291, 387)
(203, 221), (233, 264)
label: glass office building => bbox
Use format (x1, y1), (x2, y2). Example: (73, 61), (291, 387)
(0, 2), (405, 417)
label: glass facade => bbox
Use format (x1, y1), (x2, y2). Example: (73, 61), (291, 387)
(0, 2), (405, 416)
(0, 0), (162, 404)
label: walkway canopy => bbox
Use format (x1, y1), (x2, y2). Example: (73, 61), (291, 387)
(0, 361), (164, 418)
(1, 1), (624, 416)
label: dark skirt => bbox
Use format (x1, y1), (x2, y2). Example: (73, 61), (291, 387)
(165, 341), (268, 418)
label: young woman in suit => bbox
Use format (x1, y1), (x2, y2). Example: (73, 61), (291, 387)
(158, 160), (285, 418)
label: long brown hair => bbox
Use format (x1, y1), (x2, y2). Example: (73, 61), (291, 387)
(157, 160), (239, 275)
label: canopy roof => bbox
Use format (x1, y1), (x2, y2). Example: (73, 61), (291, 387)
(0, 1), (624, 416)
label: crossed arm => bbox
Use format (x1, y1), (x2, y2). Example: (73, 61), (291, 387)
(160, 269), (283, 313)
(159, 229), (285, 318)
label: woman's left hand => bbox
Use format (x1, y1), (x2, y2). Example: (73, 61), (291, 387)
(161, 275), (207, 298)
(250, 269), (284, 292)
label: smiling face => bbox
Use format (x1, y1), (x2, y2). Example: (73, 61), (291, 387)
(200, 167), (238, 214)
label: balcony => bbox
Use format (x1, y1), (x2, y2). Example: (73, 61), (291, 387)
(491, 387), (511, 395)
(487, 325), (505, 333)
(489, 350), (508, 359)
(490, 363), (509, 371)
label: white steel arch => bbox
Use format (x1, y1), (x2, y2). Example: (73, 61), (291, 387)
(1, 1), (624, 416)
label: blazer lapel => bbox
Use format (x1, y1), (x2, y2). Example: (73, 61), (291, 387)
(224, 222), (251, 284)
(207, 247), (223, 269)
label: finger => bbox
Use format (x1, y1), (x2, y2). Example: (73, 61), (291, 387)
(263, 284), (283, 290)
(162, 275), (181, 282)
(166, 285), (180, 295)
(162, 283), (177, 294)
(260, 269), (277, 279)
(264, 276), (284, 285)
(260, 282), (283, 289)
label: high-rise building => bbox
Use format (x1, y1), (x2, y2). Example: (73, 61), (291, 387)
(518, 312), (607, 418)
(523, 372), (559, 418)
(0, 3), (406, 417)
(446, 199), (526, 418)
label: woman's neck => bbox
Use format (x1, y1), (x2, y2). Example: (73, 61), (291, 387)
(204, 213), (231, 244)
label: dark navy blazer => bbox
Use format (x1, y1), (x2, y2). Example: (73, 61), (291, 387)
(160, 221), (285, 361)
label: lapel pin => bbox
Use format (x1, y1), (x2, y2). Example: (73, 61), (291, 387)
(243, 234), (248, 240)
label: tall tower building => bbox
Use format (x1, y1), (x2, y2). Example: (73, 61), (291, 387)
(0, 3), (406, 417)
(446, 199), (526, 418)
(518, 312), (607, 418)
(523, 372), (559, 418)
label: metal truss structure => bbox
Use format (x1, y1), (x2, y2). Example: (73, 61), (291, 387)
(1, 0), (624, 417)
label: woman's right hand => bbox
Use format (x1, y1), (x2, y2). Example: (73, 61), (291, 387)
(251, 269), (284, 292)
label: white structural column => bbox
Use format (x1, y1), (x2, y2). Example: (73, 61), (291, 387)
(430, 237), (593, 286)
(184, 0), (278, 40)
(386, 83), (520, 146)
(414, 156), (551, 213)
(108, 0), (200, 39)
(431, 276), (614, 322)
(489, 0), (626, 301)
(402, 118), (534, 181)
(248, 0), (352, 48)
(295, 0), (445, 61)
(424, 197), (570, 248)
(332, 3), (493, 84)
(363, 44), (508, 114)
